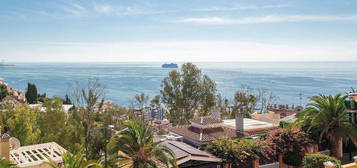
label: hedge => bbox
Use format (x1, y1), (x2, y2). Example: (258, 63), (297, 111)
(303, 153), (341, 168)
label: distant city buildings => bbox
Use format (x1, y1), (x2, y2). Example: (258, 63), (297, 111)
(134, 105), (165, 121)
(267, 104), (303, 118)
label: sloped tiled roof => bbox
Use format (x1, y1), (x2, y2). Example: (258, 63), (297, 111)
(169, 125), (239, 143)
(163, 140), (221, 165)
(189, 116), (222, 125)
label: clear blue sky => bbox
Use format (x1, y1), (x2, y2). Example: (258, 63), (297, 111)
(1, 0), (357, 62)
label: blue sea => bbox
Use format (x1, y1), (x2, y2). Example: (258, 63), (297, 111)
(1, 62), (356, 106)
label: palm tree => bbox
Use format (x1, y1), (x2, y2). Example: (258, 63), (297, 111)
(43, 152), (100, 168)
(134, 93), (149, 120)
(0, 158), (17, 168)
(109, 120), (177, 168)
(296, 94), (357, 159)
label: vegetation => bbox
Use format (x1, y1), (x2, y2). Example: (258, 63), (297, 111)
(134, 93), (149, 120)
(219, 86), (277, 119)
(0, 84), (7, 101)
(233, 89), (257, 118)
(207, 138), (275, 168)
(25, 83), (38, 104)
(295, 94), (357, 159)
(6, 105), (41, 145)
(265, 128), (312, 166)
(108, 120), (177, 168)
(44, 152), (101, 168)
(161, 62), (216, 125)
(0, 157), (17, 168)
(303, 153), (341, 168)
(38, 98), (67, 144)
(63, 94), (72, 104)
(3, 63), (356, 168)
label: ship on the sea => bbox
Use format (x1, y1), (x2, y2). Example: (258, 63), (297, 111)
(162, 63), (178, 68)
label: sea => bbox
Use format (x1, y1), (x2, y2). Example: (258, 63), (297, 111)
(1, 62), (356, 106)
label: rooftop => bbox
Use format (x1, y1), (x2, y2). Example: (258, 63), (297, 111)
(189, 116), (222, 126)
(10, 142), (66, 168)
(163, 140), (221, 165)
(169, 124), (239, 143)
(223, 118), (278, 135)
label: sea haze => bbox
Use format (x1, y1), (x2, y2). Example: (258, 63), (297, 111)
(1, 62), (356, 106)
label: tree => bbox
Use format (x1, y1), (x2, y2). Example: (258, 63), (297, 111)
(63, 94), (72, 104)
(37, 93), (47, 103)
(134, 93), (149, 120)
(25, 83), (38, 104)
(295, 94), (357, 159)
(70, 78), (105, 159)
(38, 98), (66, 145)
(256, 88), (278, 113)
(161, 63), (216, 125)
(216, 94), (233, 119)
(0, 84), (7, 101)
(62, 110), (86, 154)
(108, 120), (177, 168)
(233, 87), (257, 118)
(44, 152), (100, 168)
(150, 95), (161, 107)
(7, 105), (41, 145)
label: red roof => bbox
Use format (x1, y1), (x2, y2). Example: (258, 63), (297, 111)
(189, 116), (222, 125)
(169, 125), (240, 143)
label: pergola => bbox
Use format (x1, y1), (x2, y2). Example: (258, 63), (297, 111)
(10, 142), (67, 168)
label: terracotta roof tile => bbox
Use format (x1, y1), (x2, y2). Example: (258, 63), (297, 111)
(189, 116), (222, 125)
(169, 125), (240, 142)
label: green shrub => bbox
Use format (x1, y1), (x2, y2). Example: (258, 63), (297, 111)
(284, 151), (303, 166)
(303, 153), (341, 168)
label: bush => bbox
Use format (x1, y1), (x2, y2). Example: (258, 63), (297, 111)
(284, 151), (303, 166)
(206, 138), (276, 167)
(303, 153), (341, 168)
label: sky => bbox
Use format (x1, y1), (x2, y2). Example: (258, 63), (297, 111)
(1, 0), (357, 62)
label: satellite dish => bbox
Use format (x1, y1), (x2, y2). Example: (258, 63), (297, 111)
(9, 137), (21, 150)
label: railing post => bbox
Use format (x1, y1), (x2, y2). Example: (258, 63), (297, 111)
(278, 154), (285, 168)
(252, 158), (259, 168)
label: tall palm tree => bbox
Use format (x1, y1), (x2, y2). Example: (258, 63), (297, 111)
(43, 152), (100, 168)
(296, 94), (357, 159)
(0, 158), (17, 168)
(109, 120), (177, 168)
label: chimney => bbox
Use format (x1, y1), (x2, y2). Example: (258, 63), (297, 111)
(0, 133), (11, 160)
(236, 109), (244, 132)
